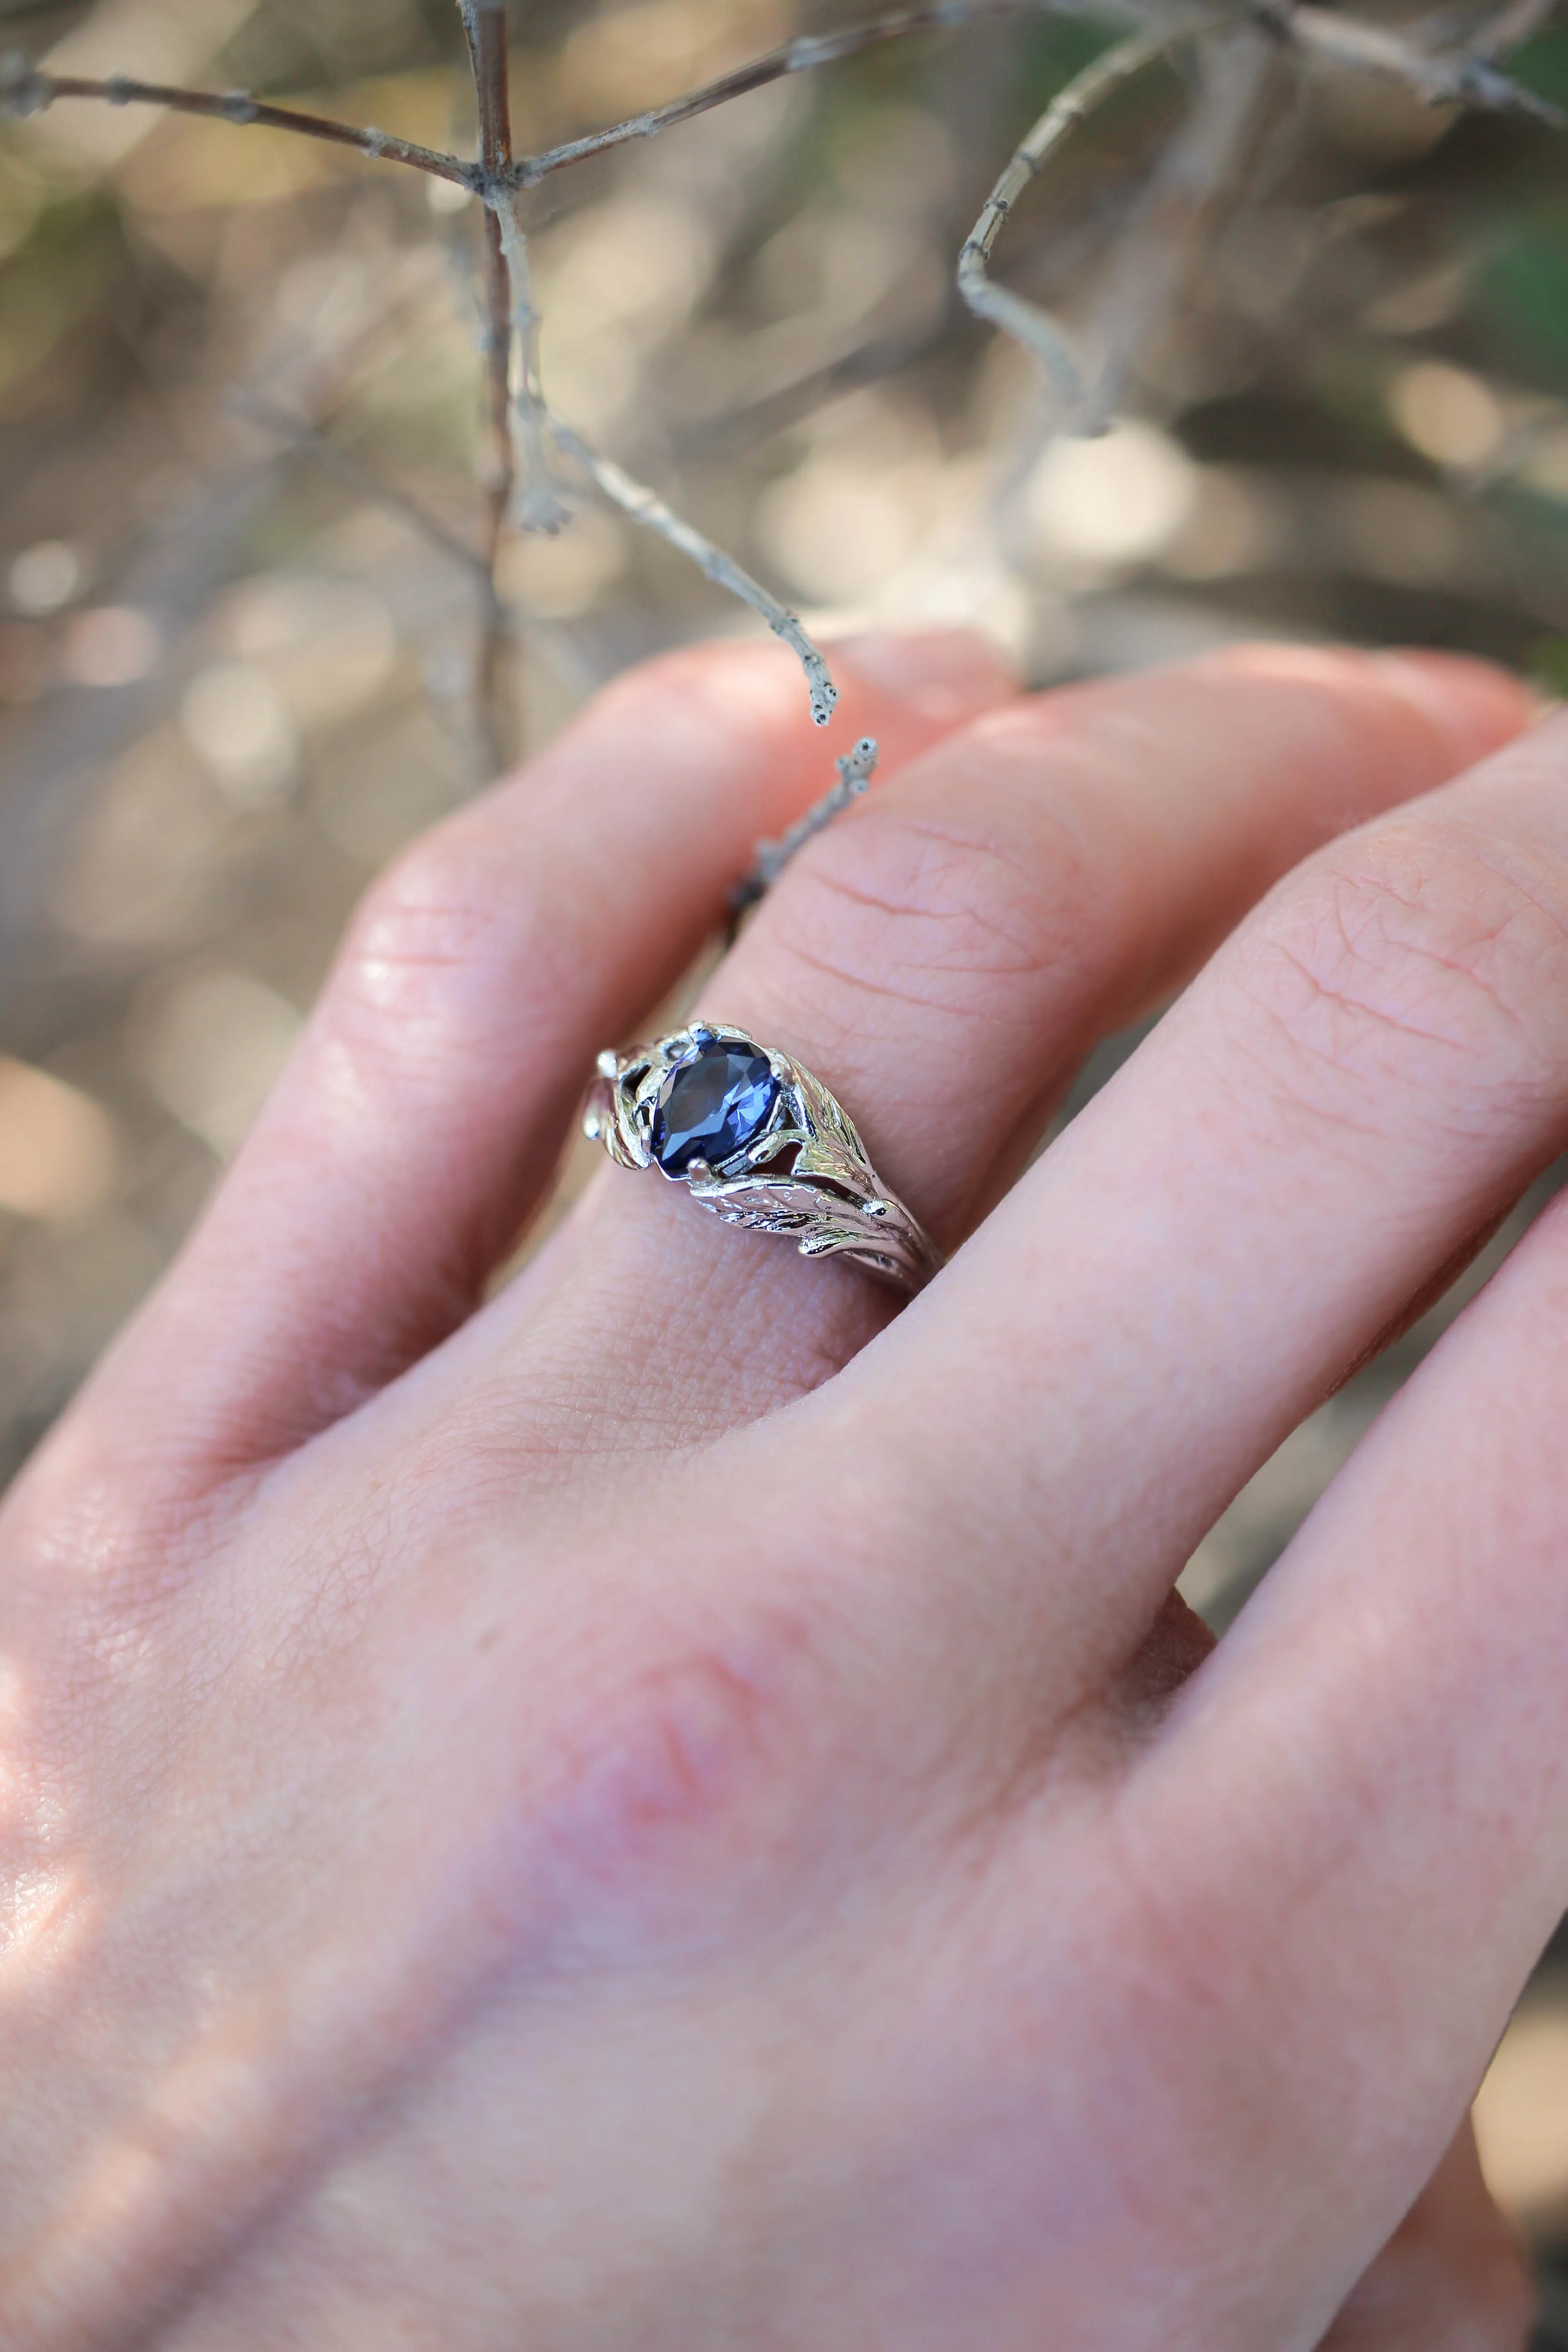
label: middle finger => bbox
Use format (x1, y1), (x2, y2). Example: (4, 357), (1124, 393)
(479, 646), (1524, 1442)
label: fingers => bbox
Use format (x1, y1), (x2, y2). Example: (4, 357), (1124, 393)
(818, 686), (1568, 1718)
(490, 647), (1532, 1442)
(1319, 2122), (1534, 2352)
(1103, 1174), (1568, 2296)
(719, 648), (1531, 1245)
(773, 678), (1568, 2315)
(74, 632), (1015, 1475)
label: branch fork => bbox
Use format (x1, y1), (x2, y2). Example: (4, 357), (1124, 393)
(4, 0), (1562, 886)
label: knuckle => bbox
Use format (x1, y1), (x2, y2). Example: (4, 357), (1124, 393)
(502, 1598), (856, 1965)
(333, 822), (581, 1072)
(756, 792), (1091, 1037)
(343, 829), (502, 1024)
(3, 1420), (207, 1635)
(0, 1480), (207, 1858)
(1236, 820), (1568, 1136)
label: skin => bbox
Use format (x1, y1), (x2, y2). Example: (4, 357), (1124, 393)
(0, 625), (1557, 2347)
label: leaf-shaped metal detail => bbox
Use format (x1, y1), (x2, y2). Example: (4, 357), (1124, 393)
(583, 1025), (941, 1295)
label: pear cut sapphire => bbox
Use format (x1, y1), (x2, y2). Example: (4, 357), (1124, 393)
(651, 1040), (778, 1176)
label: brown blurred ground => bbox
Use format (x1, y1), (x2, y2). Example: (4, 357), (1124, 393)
(6, 0), (1568, 2320)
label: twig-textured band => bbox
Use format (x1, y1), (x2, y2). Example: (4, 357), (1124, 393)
(584, 1026), (943, 1297)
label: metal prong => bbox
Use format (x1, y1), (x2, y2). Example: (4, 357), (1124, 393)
(596, 1048), (620, 1080)
(593, 1024), (938, 1295)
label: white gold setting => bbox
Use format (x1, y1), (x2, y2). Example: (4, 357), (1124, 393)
(583, 1023), (941, 1297)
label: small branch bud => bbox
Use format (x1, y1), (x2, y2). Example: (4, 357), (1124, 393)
(549, 415), (838, 727)
(0, 51), (47, 117)
(732, 738), (881, 913)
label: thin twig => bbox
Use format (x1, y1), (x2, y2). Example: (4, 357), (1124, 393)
(957, 0), (1560, 426)
(514, 0), (1559, 186)
(467, 0), (516, 550)
(7, 0), (1563, 899)
(548, 415), (839, 728)
(462, 0), (521, 764)
(958, 15), (1223, 407)
(1417, 0), (1560, 55)
(5, 0), (1556, 188)
(0, 57), (475, 182)
(459, 0), (568, 541)
(492, 188), (568, 534)
(230, 393), (500, 595)
(0, 2), (1098, 185)
(511, 0), (1131, 186)
(233, 392), (604, 711)
(1074, 23), (1271, 432)
(667, 307), (963, 460)
(731, 737), (879, 914)
(1267, 0), (1568, 119)
(1460, 0), (1560, 59)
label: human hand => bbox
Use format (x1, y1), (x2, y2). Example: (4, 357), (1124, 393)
(0, 628), (1552, 2347)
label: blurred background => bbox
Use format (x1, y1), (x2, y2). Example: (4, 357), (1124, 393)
(5, 0), (1568, 2321)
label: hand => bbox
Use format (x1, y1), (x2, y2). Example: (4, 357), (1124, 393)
(0, 628), (1552, 2348)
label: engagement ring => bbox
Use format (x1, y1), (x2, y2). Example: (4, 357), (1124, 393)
(583, 1025), (941, 1297)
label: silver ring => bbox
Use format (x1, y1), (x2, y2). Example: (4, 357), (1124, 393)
(583, 1024), (942, 1298)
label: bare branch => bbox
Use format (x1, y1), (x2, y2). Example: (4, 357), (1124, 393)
(466, 0), (515, 546)
(957, 15), (1223, 407)
(8, 0), (1558, 880)
(732, 737), (879, 913)
(492, 187), (569, 534)
(1267, 0), (1568, 120)
(5, 0), (1553, 200)
(513, 0), (1561, 191)
(0, 56), (475, 183)
(231, 393), (500, 597)
(955, 0), (1553, 427)
(511, 0), (1141, 186)
(1462, 0), (1560, 59)
(457, 0), (568, 542)
(462, 0), (522, 760)
(1417, 0), (1561, 56)
(548, 415), (838, 728)
(1075, 23), (1271, 433)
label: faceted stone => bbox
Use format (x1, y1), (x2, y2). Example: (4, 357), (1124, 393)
(651, 1039), (778, 1176)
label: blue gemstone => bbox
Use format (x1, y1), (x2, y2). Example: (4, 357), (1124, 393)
(651, 1040), (778, 1176)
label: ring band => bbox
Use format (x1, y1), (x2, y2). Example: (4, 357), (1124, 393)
(583, 1024), (942, 1297)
